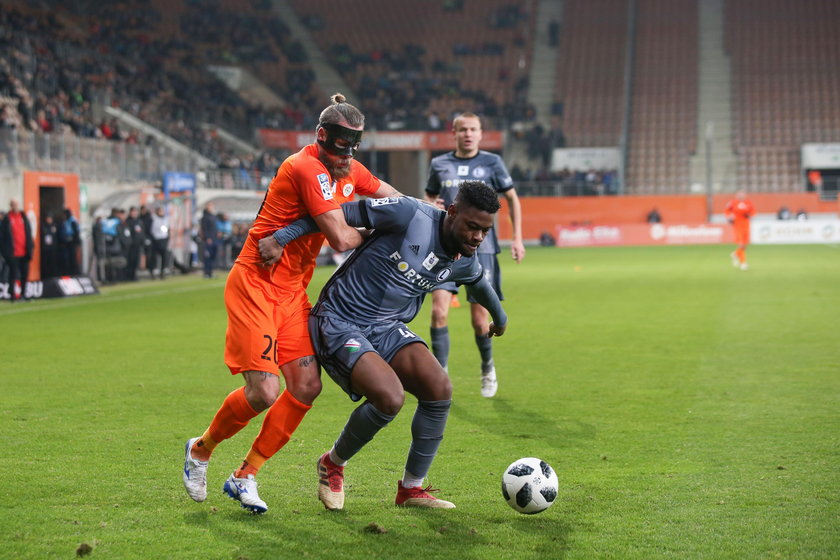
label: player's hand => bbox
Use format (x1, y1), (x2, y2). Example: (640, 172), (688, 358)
(510, 241), (526, 263)
(486, 322), (506, 338)
(258, 235), (284, 267)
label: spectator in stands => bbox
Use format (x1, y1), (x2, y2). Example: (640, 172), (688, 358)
(777, 206), (791, 220)
(1, 199), (34, 302)
(796, 208), (809, 221)
(647, 208), (662, 223)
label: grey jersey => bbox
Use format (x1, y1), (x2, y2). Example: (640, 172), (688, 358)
(425, 150), (514, 254)
(313, 197), (486, 325)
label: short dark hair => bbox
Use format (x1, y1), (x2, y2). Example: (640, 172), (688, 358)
(455, 181), (500, 214)
(318, 92), (364, 128)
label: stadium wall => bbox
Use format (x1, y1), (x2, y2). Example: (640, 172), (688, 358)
(496, 193), (839, 241)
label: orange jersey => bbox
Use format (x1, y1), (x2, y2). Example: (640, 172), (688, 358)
(724, 198), (755, 226)
(236, 144), (381, 291)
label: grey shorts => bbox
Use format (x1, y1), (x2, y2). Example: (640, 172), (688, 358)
(436, 252), (504, 303)
(308, 310), (427, 401)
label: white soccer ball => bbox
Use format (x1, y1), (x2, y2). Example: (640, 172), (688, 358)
(501, 457), (559, 514)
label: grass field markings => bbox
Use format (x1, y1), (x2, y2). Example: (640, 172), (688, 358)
(0, 280), (222, 317)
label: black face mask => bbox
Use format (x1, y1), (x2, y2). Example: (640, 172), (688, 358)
(318, 123), (363, 156)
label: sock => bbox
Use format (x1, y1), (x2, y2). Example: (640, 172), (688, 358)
(248, 390), (312, 467)
(430, 326), (450, 369)
(404, 400), (451, 483)
(736, 247), (746, 263)
(328, 448), (347, 467)
(401, 471), (424, 489)
(475, 334), (493, 371)
(194, 387), (258, 461)
(333, 401), (396, 463)
(235, 459), (260, 479)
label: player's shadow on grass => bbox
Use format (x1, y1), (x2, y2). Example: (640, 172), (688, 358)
(449, 397), (595, 451)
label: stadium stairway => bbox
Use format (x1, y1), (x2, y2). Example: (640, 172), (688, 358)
(270, 0), (357, 100)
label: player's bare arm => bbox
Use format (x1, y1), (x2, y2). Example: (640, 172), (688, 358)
(504, 188), (525, 263)
(373, 180), (403, 198)
(314, 207), (364, 252)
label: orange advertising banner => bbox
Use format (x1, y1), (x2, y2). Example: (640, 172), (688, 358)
(257, 129), (503, 151)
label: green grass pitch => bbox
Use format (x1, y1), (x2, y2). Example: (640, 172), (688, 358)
(1, 244), (838, 559)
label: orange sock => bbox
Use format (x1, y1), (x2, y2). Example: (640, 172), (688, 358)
(736, 247), (746, 263)
(192, 387), (259, 461)
(241, 390), (312, 476)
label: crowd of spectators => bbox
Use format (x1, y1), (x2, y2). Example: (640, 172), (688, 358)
(1, 1), (567, 182)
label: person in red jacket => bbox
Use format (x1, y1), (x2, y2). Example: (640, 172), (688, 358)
(724, 190), (755, 271)
(0, 198), (34, 301)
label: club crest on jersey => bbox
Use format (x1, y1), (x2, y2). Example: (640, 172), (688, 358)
(342, 183), (354, 197)
(317, 173), (333, 200)
(422, 252), (439, 271)
(437, 268), (452, 282)
(343, 338), (361, 353)
(472, 166), (486, 179)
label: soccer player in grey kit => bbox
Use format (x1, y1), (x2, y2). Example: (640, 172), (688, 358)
(425, 112), (525, 398)
(263, 181), (509, 510)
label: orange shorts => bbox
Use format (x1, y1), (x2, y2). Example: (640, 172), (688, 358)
(733, 223), (750, 245)
(223, 264), (314, 376)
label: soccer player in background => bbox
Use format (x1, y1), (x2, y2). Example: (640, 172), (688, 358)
(268, 181), (509, 510)
(724, 190), (755, 271)
(182, 94), (401, 514)
(424, 112), (524, 398)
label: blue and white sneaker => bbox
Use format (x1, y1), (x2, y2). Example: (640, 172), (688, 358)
(183, 437), (208, 502)
(223, 473), (268, 514)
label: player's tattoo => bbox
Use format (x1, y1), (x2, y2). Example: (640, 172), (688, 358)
(298, 355), (316, 368)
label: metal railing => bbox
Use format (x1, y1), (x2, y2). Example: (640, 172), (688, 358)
(0, 127), (210, 180)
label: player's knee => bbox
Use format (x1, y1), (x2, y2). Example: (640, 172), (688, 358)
(430, 374), (453, 401)
(288, 375), (322, 405)
(245, 383), (280, 411)
(371, 388), (405, 416)
(430, 307), (448, 326)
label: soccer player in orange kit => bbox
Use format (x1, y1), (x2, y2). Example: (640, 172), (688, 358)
(724, 190), (755, 271)
(182, 94), (401, 514)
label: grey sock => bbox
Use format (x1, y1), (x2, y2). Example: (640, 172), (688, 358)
(475, 334), (493, 371)
(333, 401), (396, 463)
(404, 400), (451, 481)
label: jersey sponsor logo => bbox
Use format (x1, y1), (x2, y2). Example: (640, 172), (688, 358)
(317, 173), (333, 200)
(389, 250), (436, 291)
(343, 338), (362, 353)
(409, 244), (420, 255)
(370, 197), (400, 207)
(437, 268), (452, 282)
(342, 183), (354, 197)
(472, 166), (486, 178)
(457, 165), (470, 176)
(421, 252), (439, 271)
